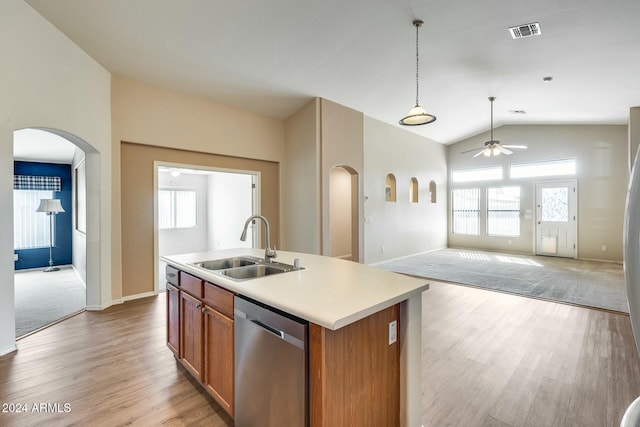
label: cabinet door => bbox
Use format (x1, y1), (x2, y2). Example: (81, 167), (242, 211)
(204, 305), (234, 416)
(180, 291), (204, 381)
(166, 283), (180, 356)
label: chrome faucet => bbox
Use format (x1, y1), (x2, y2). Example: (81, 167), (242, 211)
(240, 215), (277, 262)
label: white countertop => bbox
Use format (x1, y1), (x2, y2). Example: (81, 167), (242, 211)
(161, 248), (429, 330)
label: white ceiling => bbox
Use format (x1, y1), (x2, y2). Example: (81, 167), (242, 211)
(13, 128), (77, 164)
(23, 0), (640, 146)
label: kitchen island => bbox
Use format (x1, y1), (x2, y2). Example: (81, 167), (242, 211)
(162, 248), (428, 426)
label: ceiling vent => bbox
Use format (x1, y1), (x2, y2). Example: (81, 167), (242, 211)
(509, 22), (541, 39)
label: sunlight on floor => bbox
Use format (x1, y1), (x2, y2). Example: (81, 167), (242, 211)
(458, 251), (544, 267)
(496, 255), (543, 267)
(459, 252), (491, 261)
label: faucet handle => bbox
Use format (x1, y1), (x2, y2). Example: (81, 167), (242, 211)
(266, 245), (277, 260)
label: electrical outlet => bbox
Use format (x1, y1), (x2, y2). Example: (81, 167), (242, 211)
(388, 320), (397, 345)
(602, 245), (608, 252)
(13, 253), (18, 261)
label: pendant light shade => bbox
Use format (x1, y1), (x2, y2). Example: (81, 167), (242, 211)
(400, 20), (436, 126)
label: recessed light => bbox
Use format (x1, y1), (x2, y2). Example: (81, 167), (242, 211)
(543, 76), (553, 82)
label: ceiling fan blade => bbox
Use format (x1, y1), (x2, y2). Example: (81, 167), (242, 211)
(473, 149), (486, 158)
(502, 145), (527, 149)
(461, 147), (484, 154)
(497, 145), (513, 155)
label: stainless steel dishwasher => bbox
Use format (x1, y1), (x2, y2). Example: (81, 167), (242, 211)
(234, 295), (309, 427)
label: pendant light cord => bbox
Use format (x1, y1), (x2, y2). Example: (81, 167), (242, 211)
(414, 21), (421, 106)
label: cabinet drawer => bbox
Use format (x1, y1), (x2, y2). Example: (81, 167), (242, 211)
(180, 272), (203, 298)
(166, 265), (179, 287)
(204, 282), (234, 318)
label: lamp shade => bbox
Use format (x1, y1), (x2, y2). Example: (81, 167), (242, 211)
(36, 199), (65, 213)
(399, 104), (437, 126)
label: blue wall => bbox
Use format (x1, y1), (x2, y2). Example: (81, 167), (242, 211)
(14, 161), (73, 270)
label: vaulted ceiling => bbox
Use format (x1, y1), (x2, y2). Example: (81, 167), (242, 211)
(24, 0), (640, 145)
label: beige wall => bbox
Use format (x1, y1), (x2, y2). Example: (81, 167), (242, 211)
(449, 124), (628, 262)
(111, 76), (285, 299)
(0, 0), (112, 354)
(363, 117), (449, 264)
(320, 99), (364, 261)
(282, 99), (321, 254)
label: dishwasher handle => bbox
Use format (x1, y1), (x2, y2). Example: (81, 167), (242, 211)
(251, 318), (284, 339)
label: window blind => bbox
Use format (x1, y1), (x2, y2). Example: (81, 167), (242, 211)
(14, 175), (61, 191)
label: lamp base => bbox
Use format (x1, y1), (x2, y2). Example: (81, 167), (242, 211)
(43, 266), (60, 272)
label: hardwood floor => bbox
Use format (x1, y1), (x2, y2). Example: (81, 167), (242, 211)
(0, 295), (233, 427)
(423, 281), (640, 426)
(1, 282), (639, 426)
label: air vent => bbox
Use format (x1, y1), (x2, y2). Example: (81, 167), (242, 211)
(509, 22), (541, 39)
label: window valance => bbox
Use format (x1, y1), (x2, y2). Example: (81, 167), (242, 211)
(13, 175), (61, 191)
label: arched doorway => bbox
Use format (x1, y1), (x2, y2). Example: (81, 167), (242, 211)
(329, 166), (359, 261)
(13, 127), (101, 336)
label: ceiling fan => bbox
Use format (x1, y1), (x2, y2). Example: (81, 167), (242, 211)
(462, 97), (527, 157)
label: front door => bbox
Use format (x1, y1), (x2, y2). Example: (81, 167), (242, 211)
(535, 180), (577, 258)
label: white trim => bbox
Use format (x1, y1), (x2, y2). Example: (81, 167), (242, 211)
(368, 247), (445, 267)
(0, 344), (18, 357)
(122, 291), (157, 302)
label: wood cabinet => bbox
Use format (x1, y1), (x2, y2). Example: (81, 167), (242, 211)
(180, 291), (204, 381)
(204, 304), (234, 416)
(166, 283), (180, 356)
(168, 268), (235, 417)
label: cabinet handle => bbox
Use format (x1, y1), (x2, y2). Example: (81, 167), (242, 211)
(196, 303), (201, 309)
(167, 273), (176, 278)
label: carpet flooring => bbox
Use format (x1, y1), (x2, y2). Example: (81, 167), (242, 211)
(14, 266), (86, 338)
(379, 248), (628, 313)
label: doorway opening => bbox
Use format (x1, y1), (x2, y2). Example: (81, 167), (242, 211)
(12, 127), (99, 338)
(155, 163), (259, 292)
(329, 166), (359, 261)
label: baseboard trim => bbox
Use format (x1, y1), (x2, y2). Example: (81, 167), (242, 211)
(122, 291), (157, 302)
(369, 247), (445, 267)
(0, 344), (18, 357)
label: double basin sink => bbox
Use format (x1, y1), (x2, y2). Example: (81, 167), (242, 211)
(189, 256), (300, 281)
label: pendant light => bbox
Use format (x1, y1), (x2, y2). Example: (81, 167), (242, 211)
(399, 19), (436, 126)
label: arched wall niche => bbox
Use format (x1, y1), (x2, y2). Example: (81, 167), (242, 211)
(385, 173), (396, 202)
(410, 177), (419, 203)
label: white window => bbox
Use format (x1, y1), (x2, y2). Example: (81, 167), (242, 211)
(487, 187), (521, 236)
(510, 159), (576, 179)
(451, 166), (503, 183)
(452, 188), (480, 235)
(159, 189), (197, 229)
(14, 190), (54, 249)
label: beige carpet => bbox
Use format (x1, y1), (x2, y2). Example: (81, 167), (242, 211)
(14, 266), (86, 337)
(379, 248), (628, 312)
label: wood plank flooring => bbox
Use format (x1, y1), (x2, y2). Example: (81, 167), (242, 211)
(423, 281), (640, 426)
(1, 282), (639, 426)
(0, 295), (233, 427)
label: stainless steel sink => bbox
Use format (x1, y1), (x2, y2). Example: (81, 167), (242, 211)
(190, 256), (261, 271)
(218, 263), (295, 281)
(189, 256), (302, 281)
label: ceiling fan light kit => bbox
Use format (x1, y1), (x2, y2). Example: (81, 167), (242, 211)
(399, 19), (436, 126)
(461, 96), (528, 158)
